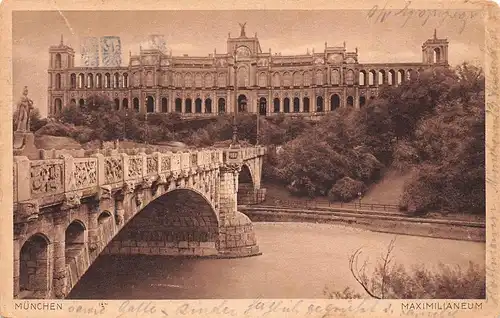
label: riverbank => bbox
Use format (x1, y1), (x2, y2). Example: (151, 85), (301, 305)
(240, 206), (485, 242)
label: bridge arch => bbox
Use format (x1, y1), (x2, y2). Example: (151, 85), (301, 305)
(237, 163), (258, 205)
(19, 233), (51, 299)
(102, 187), (220, 261)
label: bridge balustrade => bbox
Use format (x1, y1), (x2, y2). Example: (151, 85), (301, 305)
(13, 146), (266, 211)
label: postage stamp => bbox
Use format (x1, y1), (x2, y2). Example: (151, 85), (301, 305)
(0, 0), (499, 318)
(148, 34), (168, 53)
(80, 36), (100, 67)
(100, 36), (122, 67)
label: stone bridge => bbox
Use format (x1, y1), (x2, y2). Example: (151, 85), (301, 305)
(13, 145), (266, 299)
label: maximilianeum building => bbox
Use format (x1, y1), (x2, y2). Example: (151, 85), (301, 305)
(47, 25), (449, 118)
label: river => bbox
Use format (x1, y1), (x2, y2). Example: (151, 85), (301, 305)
(68, 222), (484, 299)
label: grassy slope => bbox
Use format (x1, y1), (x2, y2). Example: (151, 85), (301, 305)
(262, 168), (414, 206)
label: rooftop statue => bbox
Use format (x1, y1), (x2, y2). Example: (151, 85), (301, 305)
(239, 22), (247, 37)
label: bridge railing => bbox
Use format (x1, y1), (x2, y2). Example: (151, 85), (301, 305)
(261, 199), (402, 213)
(13, 146), (264, 207)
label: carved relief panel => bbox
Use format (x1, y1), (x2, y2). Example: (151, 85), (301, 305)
(30, 161), (64, 197)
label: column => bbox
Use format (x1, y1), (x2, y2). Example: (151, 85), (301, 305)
(87, 199), (101, 261)
(300, 91), (304, 113)
(355, 87), (360, 110)
(13, 237), (20, 298)
(52, 210), (68, 298)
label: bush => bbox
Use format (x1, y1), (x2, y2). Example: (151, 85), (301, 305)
(329, 238), (486, 299)
(328, 177), (366, 202)
(35, 121), (77, 137)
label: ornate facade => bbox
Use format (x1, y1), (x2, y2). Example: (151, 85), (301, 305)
(47, 26), (449, 117)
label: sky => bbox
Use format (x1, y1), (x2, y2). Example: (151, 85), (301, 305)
(13, 10), (485, 117)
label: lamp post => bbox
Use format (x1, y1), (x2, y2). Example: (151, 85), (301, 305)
(231, 48), (239, 148)
(256, 100), (260, 145)
(144, 97), (149, 145)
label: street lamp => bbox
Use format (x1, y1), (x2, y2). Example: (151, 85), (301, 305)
(230, 48), (239, 148)
(256, 100), (260, 145)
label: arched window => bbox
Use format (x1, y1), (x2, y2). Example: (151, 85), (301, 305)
(146, 96), (155, 113)
(70, 99), (76, 106)
(238, 95), (247, 112)
(133, 72), (140, 87)
(174, 73), (181, 87)
(114, 73), (120, 88)
(359, 71), (366, 86)
(273, 73), (281, 87)
(55, 53), (62, 69)
(360, 96), (366, 107)
(205, 73), (214, 88)
(218, 98), (225, 114)
(218, 73), (226, 87)
(114, 98), (120, 110)
(347, 96), (354, 107)
(95, 74), (102, 88)
(293, 97), (300, 112)
(345, 69), (354, 85)
(331, 94), (340, 111)
(388, 70), (395, 86)
(303, 71), (311, 86)
(258, 72), (267, 87)
(303, 97), (310, 112)
(283, 72), (292, 87)
(205, 98), (212, 113)
(259, 97), (267, 115)
(162, 72), (169, 86)
(55, 98), (62, 113)
(315, 70), (324, 85)
(331, 69), (340, 85)
(123, 98), (129, 109)
(378, 70), (386, 85)
(70, 73), (77, 89)
(195, 98), (202, 113)
(161, 97), (168, 112)
(175, 98), (182, 112)
(237, 66), (249, 87)
(397, 70), (405, 84)
(433, 47), (441, 63)
(293, 72), (302, 87)
(123, 73), (129, 88)
(55, 73), (61, 89)
(78, 73), (85, 89)
(87, 74), (93, 88)
(185, 98), (192, 113)
(368, 70), (376, 86)
(273, 98), (280, 113)
(79, 99), (85, 108)
(145, 72), (153, 87)
(316, 96), (324, 112)
(105, 73), (111, 88)
(195, 73), (203, 88)
(184, 73), (193, 88)
(283, 97), (290, 113)
(133, 97), (140, 112)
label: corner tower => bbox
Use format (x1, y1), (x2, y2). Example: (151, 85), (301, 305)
(48, 35), (75, 115)
(422, 29), (449, 65)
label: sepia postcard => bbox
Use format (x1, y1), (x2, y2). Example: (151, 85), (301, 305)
(0, 0), (499, 317)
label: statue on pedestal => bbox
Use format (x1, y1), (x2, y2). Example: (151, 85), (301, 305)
(14, 86), (34, 132)
(13, 86), (39, 159)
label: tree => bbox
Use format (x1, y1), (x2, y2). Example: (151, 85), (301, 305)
(326, 237), (486, 299)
